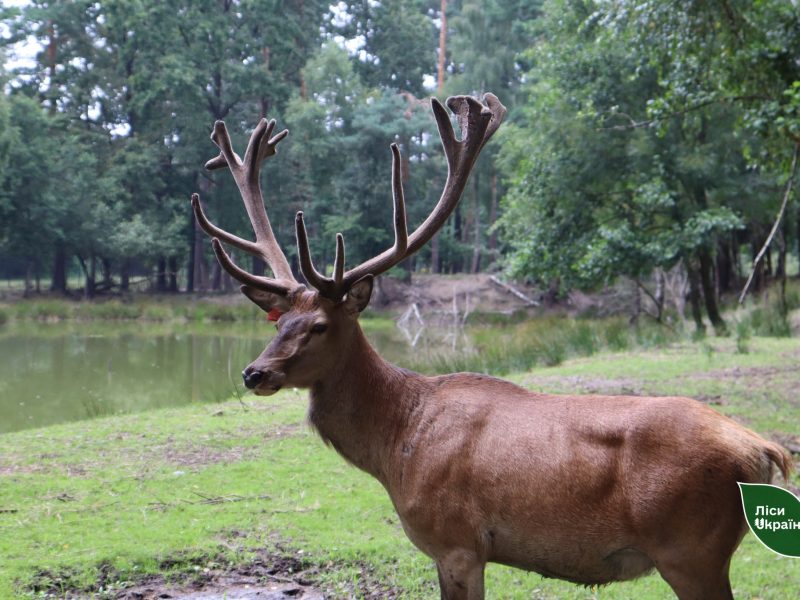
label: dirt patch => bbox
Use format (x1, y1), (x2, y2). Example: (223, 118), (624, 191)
(1, 422), (307, 480)
(158, 444), (257, 472)
(28, 549), (402, 600)
(691, 364), (800, 382)
(373, 273), (540, 317)
(519, 374), (646, 396)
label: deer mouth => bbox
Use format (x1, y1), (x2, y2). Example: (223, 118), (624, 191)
(252, 370), (286, 396)
(254, 383), (282, 396)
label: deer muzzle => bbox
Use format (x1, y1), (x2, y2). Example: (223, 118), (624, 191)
(242, 366), (286, 395)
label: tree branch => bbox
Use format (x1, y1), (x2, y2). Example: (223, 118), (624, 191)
(738, 143), (800, 304)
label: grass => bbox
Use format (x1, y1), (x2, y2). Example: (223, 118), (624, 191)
(411, 315), (679, 376)
(0, 297), (266, 324)
(1, 337), (798, 598)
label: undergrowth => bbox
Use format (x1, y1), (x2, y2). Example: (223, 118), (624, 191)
(411, 315), (680, 376)
(0, 297), (264, 323)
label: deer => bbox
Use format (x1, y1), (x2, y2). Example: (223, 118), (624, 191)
(190, 93), (794, 600)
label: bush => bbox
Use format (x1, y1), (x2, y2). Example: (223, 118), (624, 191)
(74, 300), (142, 320)
(735, 320), (751, 354)
(601, 319), (630, 351)
(14, 300), (72, 320)
(746, 305), (791, 338)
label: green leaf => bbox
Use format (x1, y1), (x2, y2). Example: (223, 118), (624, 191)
(738, 483), (800, 557)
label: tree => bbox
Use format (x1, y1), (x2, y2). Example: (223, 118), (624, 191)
(497, 0), (776, 332)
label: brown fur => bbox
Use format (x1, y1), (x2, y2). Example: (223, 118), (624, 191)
(243, 291), (793, 600)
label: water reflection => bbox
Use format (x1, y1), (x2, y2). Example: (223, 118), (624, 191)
(0, 323), (272, 433)
(0, 319), (447, 434)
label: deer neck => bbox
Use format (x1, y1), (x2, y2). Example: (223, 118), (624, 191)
(308, 324), (423, 485)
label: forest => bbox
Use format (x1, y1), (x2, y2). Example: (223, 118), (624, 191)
(1, 0), (799, 334)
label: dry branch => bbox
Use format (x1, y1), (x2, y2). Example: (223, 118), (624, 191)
(739, 143), (800, 304)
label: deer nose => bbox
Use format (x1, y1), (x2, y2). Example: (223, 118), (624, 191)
(242, 367), (263, 389)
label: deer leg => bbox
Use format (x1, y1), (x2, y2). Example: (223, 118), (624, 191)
(436, 550), (485, 600)
(656, 558), (734, 600)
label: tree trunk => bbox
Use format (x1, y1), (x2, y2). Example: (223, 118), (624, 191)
(210, 260), (222, 291)
(488, 170), (499, 256)
(750, 238), (765, 292)
(716, 239), (733, 293)
(100, 258), (113, 290)
(437, 0), (447, 94)
(51, 243), (68, 293)
(654, 268), (665, 322)
(698, 248), (726, 334)
(797, 204), (800, 277)
(168, 257), (179, 293)
(687, 264), (706, 335)
(470, 174), (481, 274)
(543, 279), (560, 306)
(777, 225), (788, 315)
(430, 234), (440, 274)
(157, 257), (168, 292)
(252, 256), (266, 277)
(24, 263), (33, 297)
(78, 254), (97, 299)
(120, 259), (130, 291)
(453, 205), (463, 273)
(187, 210), (196, 293)
(630, 278), (641, 324)
(193, 224), (209, 291)
(765, 245), (772, 277)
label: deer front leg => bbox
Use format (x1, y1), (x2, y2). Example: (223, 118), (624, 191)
(436, 550), (485, 600)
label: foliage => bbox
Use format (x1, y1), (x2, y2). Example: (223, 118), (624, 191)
(497, 0), (799, 334)
(0, 1), (798, 333)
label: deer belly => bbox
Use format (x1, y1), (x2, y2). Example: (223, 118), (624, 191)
(489, 525), (655, 585)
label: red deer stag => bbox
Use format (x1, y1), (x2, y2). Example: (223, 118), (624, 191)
(191, 94), (793, 600)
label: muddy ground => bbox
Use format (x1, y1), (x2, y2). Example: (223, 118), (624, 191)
(35, 549), (401, 600)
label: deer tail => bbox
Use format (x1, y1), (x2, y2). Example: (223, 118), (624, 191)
(764, 441), (794, 484)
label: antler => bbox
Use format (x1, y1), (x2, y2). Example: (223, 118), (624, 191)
(296, 93), (507, 300)
(191, 118), (300, 296)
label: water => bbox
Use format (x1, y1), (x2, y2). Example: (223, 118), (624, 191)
(0, 319), (459, 433)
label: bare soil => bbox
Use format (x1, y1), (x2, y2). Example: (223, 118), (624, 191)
(31, 549), (401, 600)
(372, 273), (540, 315)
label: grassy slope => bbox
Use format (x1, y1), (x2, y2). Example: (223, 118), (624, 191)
(0, 338), (798, 599)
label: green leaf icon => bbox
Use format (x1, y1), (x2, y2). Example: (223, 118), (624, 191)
(738, 483), (800, 557)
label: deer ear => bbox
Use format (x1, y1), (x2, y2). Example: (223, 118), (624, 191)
(240, 285), (292, 314)
(344, 275), (373, 314)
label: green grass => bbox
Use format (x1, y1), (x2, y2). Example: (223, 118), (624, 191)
(1, 337), (798, 598)
(411, 315), (680, 376)
(0, 297), (267, 324)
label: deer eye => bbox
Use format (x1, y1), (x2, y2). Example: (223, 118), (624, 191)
(310, 323), (328, 335)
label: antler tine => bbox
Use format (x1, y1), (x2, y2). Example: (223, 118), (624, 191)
(294, 142), (409, 301)
(295, 211), (344, 299)
(210, 238), (294, 296)
(196, 118), (296, 284)
(192, 193), (261, 257)
(329, 94), (506, 293)
(333, 233), (345, 286)
(390, 143), (409, 256)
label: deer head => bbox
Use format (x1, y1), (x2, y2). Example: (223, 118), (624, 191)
(192, 94), (506, 395)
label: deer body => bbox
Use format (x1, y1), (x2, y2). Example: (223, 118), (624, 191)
(303, 319), (789, 598)
(191, 94), (793, 599)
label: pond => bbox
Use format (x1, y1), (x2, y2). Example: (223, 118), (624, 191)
(0, 317), (465, 434)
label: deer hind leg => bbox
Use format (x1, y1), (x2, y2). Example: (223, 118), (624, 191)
(436, 550), (485, 600)
(656, 557), (734, 600)
(652, 522), (745, 600)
